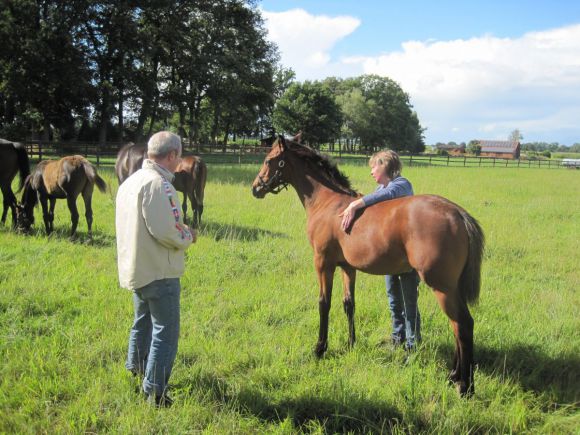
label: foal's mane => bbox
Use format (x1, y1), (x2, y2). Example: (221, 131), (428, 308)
(285, 139), (358, 197)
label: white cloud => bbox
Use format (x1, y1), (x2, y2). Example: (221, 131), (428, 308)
(263, 8), (580, 145)
(262, 8), (361, 80)
(344, 24), (580, 142)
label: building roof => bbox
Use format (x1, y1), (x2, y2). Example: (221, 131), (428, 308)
(436, 143), (465, 150)
(479, 140), (519, 154)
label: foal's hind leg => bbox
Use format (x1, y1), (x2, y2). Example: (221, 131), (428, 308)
(181, 191), (188, 224)
(434, 289), (475, 396)
(340, 265), (356, 348)
(82, 186), (94, 237)
(1, 186), (16, 226)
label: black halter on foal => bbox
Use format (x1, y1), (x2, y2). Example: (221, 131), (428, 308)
(256, 159), (288, 194)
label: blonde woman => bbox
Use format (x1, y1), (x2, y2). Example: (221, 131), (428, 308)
(340, 150), (421, 350)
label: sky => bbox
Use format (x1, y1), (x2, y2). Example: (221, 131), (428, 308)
(259, 0), (580, 146)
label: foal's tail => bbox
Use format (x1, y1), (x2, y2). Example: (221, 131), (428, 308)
(81, 160), (108, 193)
(14, 143), (31, 192)
(458, 208), (485, 305)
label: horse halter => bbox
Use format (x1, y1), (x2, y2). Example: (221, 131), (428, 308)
(257, 159), (288, 194)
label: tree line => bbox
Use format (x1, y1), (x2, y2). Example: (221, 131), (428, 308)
(0, 1), (425, 153)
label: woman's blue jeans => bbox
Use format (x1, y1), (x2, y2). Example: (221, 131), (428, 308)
(125, 278), (180, 397)
(385, 271), (421, 349)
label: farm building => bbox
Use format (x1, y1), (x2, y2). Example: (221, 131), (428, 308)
(478, 140), (520, 159)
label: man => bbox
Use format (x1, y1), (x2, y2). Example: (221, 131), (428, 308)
(116, 131), (195, 407)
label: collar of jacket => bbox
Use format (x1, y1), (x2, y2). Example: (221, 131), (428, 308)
(142, 159), (175, 182)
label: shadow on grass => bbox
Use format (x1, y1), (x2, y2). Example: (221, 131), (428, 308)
(436, 341), (579, 403)
(14, 226), (115, 247)
(176, 372), (404, 433)
(200, 221), (287, 242)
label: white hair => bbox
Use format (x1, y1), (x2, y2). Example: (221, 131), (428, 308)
(147, 131), (181, 157)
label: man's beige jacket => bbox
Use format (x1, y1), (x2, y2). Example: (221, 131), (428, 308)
(116, 159), (193, 290)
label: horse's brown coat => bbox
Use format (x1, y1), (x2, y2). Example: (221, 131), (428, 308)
(252, 136), (484, 396)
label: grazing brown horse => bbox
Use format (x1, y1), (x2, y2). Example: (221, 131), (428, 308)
(0, 139), (31, 227)
(251, 136), (485, 396)
(115, 142), (207, 227)
(16, 155), (107, 237)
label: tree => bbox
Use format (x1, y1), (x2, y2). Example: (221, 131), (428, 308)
(334, 75), (424, 152)
(273, 81), (342, 147)
(509, 129), (523, 143)
(467, 140), (481, 156)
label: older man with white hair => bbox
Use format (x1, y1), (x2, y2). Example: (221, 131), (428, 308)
(116, 131), (196, 407)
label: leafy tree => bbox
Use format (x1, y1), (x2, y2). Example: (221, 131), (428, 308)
(273, 81), (342, 147)
(334, 75), (424, 152)
(509, 129), (523, 143)
(467, 140), (481, 156)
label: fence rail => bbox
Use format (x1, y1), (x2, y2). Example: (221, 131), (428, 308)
(19, 140), (578, 169)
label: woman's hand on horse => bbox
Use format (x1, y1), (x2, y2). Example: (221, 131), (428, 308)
(339, 199), (364, 232)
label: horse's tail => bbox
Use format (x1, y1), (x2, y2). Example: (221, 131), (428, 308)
(458, 208), (485, 305)
(81, 159), (108, 193)
(193, 158), (207, 206)
(14, 143), (31, 192)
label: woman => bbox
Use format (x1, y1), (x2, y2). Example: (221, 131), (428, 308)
(340, 150), (421, 350)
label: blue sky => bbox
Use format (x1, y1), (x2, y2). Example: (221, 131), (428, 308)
(259, 1), (580, 146)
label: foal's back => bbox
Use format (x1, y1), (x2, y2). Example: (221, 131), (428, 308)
(331, 194), (469, 279)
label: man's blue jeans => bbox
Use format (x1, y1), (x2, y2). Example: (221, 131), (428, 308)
(126, 278), (180, 397)
(385, 271), (421, 349)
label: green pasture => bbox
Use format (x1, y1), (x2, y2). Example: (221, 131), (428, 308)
(0, 164), (578, 433)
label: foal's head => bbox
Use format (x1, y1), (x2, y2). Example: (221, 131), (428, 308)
(252, 135), (294, 198)
(15, 175), (36, 233)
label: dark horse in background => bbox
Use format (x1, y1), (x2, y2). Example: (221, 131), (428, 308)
(115, 142), (207, 227)
(252, 136), (485, 396)
(0, 139), (31, 227)
(16, 155), (107, 237)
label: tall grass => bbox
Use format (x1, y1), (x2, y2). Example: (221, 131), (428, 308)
(0, 164), (578, 433)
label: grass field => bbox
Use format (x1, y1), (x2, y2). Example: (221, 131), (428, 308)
(1, 163), (578, 433)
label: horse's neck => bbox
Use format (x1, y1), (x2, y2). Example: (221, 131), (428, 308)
(291, 170), (346, 212)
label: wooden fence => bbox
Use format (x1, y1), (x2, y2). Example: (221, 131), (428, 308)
(21, 140), (576, 169)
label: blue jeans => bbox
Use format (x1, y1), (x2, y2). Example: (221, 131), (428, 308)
(126, 278), (181, 397)
(386, 271), (421, 349)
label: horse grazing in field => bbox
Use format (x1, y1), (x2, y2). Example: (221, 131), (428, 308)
(115, 142), (207, 227)
(16, 155), (107, 237)
(251, 136), (485, 396)
(0, 139), (31, 227)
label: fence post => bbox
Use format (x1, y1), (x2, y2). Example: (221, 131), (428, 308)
(479, 157), (482, 167)
(96, 142), (100, 167)
(39, 142), (43, 161)
(464, 156), (466, 167)
(447, 155), (450, 166)
(518, 159), (520, 168)
(493, 158), (496, 167)
(409, 154), (413, 167)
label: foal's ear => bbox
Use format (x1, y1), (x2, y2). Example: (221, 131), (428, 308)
(292, 131), (302, 143)
(277, 134), (286, 151)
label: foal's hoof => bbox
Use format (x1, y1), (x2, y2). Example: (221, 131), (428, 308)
(314, 342), (327, 358)
(455, 381), (475, 398)
(447, 370), (460, 385)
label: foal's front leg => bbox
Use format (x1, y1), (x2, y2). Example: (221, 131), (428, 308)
(340, 265), (356, 348)
(39, 195), (51, 234)
(314, 255), (335, 358)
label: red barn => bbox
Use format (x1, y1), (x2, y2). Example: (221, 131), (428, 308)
(479, 140), (520, 159)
